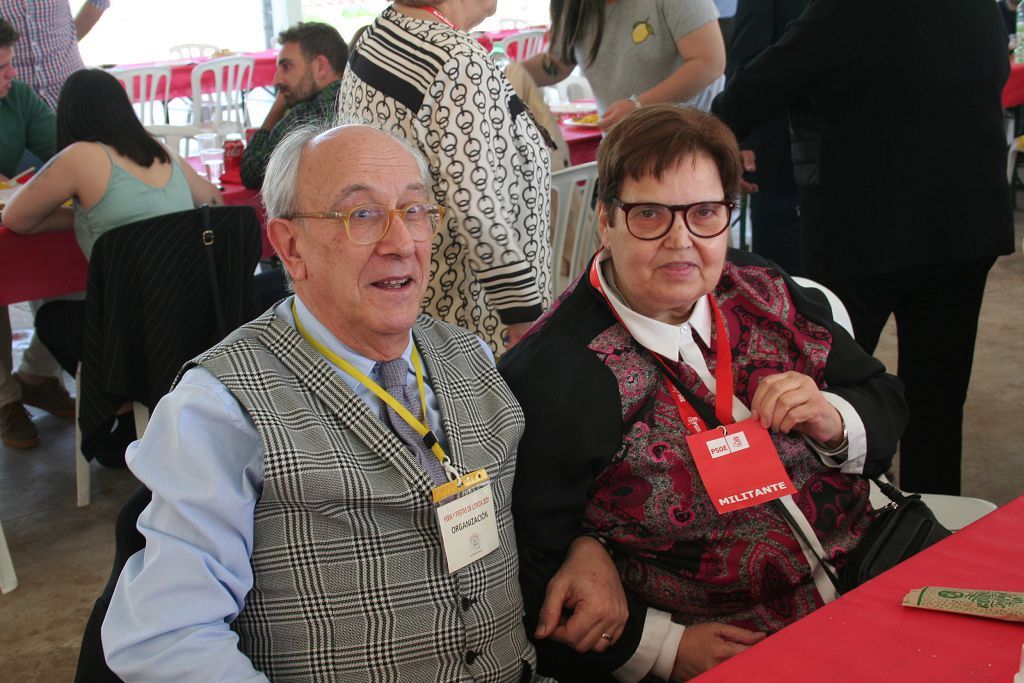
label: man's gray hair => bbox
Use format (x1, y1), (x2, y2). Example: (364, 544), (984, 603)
(261, 122), (432, 220)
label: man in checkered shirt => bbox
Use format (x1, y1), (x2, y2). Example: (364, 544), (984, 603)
(0, 0), (108, 109)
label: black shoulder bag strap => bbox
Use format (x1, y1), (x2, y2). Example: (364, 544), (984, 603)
(200, 204), (227, 338)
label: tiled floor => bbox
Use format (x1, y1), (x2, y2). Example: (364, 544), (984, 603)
(2, 229), (1023, 681)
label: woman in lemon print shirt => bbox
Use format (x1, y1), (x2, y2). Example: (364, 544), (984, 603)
(523, 0), (726, 129)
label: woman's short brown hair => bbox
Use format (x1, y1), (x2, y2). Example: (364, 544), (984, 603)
(597, 105), (742, 217)
(391, 0), (441, 7)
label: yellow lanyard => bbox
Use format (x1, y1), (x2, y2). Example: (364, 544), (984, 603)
(291, 302), (452, 470)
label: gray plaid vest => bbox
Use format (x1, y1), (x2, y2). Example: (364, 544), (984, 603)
(187, 306), (538, 681)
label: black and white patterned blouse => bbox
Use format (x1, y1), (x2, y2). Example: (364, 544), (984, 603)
(339, 6), (552, 352)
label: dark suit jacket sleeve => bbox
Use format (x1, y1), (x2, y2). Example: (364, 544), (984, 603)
(713, 0), (852, 140)
(501, 305), (650, 676)
(770, 264), (908, 477)
(727, 0), (776, 79)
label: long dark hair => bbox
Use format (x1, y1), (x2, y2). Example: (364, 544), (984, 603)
(55, 69), (171, 167)
(549, 0), (605, 67)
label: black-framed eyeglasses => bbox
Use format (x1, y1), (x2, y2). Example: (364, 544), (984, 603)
(288, 202), (445, 245)
(612, 198), (735, 240)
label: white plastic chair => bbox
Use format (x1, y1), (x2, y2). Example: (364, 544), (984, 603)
(107, 66), (172, 125)
(791, 276), (854, 336)
(497, 29), (547, 62)
(0, 515), (16, 593)
(499, 18), (532, 30)
(867, 477), (997, 532)
(170, 43), (220, 59)
(190, 56), (254, 136)
(74, 364), (150, 508)
(550, 161), (601, 295)
(145, 124), (203, 158)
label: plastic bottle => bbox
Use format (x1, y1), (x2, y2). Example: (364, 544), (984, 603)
(1016, 2), (1024, 64)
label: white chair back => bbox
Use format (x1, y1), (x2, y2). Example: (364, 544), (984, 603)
(170, 43), (219, 59)
(550, 161), (601, 295)
(790, 276), (854, 337)
(0, 515), (16, 593)
(497, 29), (547, 62)
(867, 476), (997, 532)
(190, 56), (254, 136)
(145, 124), (203, 158)
(107, 66), (172, 126)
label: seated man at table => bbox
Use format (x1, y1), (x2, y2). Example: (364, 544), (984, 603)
(240, 21), (347, 190)
(102, 123), (555, 681)
(0, 17), (74, 449)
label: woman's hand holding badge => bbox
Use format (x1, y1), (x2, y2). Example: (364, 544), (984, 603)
(535, 536), (628, 653)
(750, 372), (845, 447)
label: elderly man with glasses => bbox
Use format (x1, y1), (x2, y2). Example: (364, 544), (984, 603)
(102, 123), (566, 682)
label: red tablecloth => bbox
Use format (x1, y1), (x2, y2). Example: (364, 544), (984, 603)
(112, 49), (278, 101)
(0, 176), (267, 306)
(695, 495), (1024, 682)
(559, 121), (602, 166)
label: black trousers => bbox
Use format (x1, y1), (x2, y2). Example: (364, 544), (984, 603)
(825, 257), (995, 495)
(34, 300), (84, 377)
(750, 189), (803, 276)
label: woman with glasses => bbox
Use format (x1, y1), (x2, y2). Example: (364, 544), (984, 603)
(499, 105), (907, 682)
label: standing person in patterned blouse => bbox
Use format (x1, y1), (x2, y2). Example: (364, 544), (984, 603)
(339, 0), (553, 353)
(0, 0), (108, 109)
(240, 22), (347, 190)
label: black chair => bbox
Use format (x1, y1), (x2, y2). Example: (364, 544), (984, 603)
(76, 204), (263, 481)
(74, 205), (264, 678)
(74, 486), (151, 682)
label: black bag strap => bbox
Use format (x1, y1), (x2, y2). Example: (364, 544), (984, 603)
(200, 204), (227, 338)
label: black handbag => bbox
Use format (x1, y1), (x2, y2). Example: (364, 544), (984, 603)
(834, 477), (951, 593)
(776, 478), (951, 594)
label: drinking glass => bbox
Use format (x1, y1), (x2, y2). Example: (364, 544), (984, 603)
(196, 132), (224, 187)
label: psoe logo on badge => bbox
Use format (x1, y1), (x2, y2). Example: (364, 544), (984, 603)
(707, 431), (750, 459)
(469, 533), (481, 555)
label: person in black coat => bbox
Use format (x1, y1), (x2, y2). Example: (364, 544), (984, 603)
(726, 0), (809, 275)
(711, 0), (1014, 495)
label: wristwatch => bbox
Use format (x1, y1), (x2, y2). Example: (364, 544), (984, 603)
(629, 94), (642, 108)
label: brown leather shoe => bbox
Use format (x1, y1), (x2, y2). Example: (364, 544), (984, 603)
(0, 401), (40, 449)
(17, 376), (75, 419)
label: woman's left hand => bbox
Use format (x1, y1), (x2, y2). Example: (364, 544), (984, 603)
(750, 371), (844, 446)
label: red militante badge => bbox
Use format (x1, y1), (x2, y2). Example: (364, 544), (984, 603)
(686, 417), (796, 514)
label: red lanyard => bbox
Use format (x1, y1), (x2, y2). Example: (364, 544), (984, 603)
(425, 7), (459, 30)
(588, 252), (734, 434)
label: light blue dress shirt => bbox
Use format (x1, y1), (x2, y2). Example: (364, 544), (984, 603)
(714, 0), (737, 18)
(102, 297), (490, 681)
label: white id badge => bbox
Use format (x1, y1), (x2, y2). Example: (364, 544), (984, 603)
(432, 469), (499, 574)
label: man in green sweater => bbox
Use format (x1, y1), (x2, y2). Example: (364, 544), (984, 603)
(0, 17), (75, 449)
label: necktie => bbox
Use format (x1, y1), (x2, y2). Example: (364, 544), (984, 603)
(375, 358), (448, 484)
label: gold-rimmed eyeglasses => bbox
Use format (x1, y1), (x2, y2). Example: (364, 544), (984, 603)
(288, 202), (445, 245)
